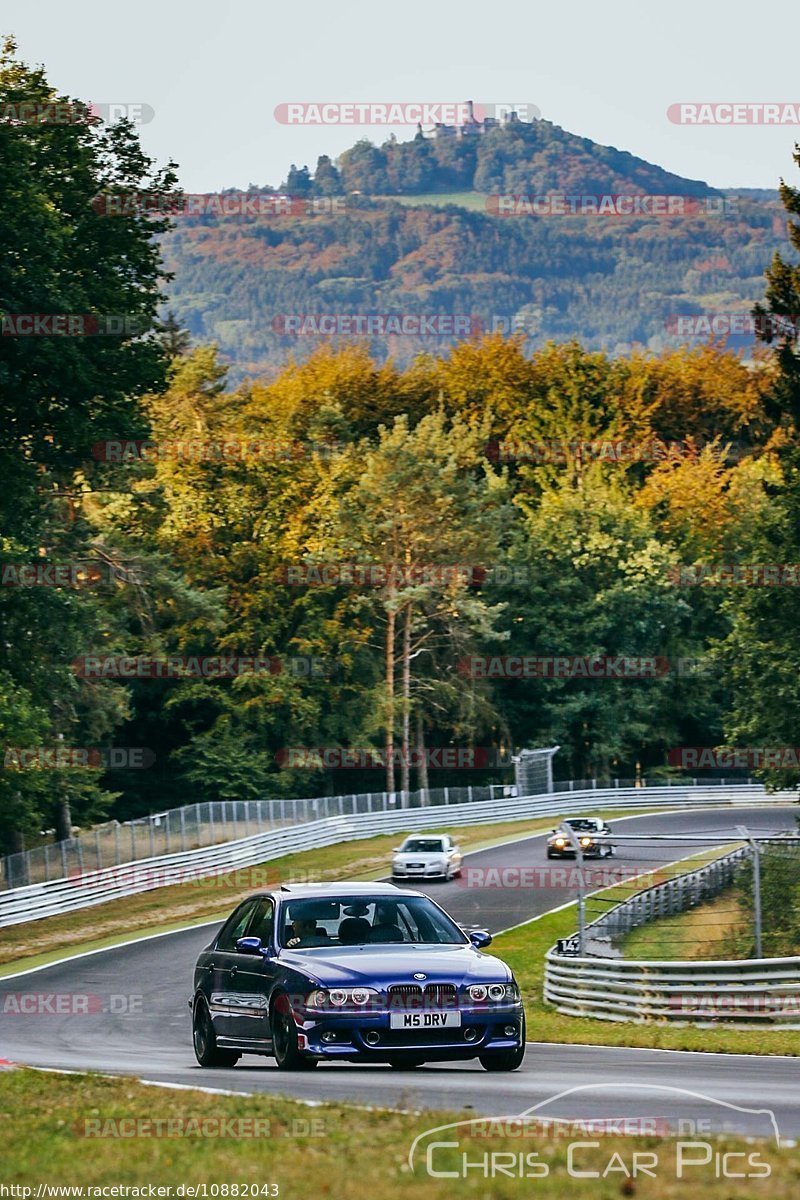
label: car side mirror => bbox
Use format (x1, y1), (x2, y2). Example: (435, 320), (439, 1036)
(236, 936), (264, 955)
(392, 847), (401, 853)
(469, 930), (492, 950)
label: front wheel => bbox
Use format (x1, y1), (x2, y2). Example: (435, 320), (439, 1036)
(479, 1017), (526, 1072)
(271, 993), (317, 1070)
(193, 999), (240, 1068)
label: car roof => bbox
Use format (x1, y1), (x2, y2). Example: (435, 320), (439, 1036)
(244, 882), (421, 901)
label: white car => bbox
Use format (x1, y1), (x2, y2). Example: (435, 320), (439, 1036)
(391, 835), (463, 881)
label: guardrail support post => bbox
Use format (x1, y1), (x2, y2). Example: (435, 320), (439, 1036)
(737, 825), (762, 958)
(564, 825), (586, 955)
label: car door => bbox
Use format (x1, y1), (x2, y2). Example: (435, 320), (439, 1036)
(207, 899), (258, 1041)
(449, 838), (463, 873)
(222, 896), (278, 1048)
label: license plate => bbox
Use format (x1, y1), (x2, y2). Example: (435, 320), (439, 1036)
(389, 1010), (462, 1029)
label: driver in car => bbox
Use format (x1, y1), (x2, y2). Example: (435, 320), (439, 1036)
(286, 917), (327, 948)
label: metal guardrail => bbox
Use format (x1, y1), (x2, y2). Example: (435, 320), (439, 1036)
(0, 784), (505, 890)
(0, 774), (761, 890)
(544, 951), (800, 1026)
(585, 846), (752, 944)
(545, 838), (800, 1027)
(0, 783), (795, 928)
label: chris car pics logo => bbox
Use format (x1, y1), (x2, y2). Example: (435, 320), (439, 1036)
(408, 1085), (780, 1181)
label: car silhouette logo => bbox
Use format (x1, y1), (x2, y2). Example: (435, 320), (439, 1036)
(413, 973), (427, 980)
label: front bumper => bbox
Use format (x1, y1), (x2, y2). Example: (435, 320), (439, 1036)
(295, 1002), (524, 1060)
(391, 862), (448, 879)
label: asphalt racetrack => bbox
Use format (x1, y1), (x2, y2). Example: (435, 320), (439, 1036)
(1, 805), (798, 1139)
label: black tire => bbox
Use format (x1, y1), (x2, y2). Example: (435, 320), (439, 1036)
(478, 1016), (526, 1072)
(388, 1054), (425, 1069)
(193, 998), (240, 1068)
(271, 993), (317, 1070)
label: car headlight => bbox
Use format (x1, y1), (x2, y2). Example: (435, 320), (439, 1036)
(469, 982), (518, 1003)
(554, 837), (566, 848)
(306, 987), (379, 1010)
(580, 837), (593, 848)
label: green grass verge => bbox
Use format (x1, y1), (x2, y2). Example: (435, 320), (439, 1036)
(622, 892), (753, 961)
(1, 1069), (796, 1196)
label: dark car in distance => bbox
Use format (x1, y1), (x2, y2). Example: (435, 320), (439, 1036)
(190, 883), (525, 1072)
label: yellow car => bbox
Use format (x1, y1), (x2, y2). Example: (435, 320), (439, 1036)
(546, 817), (614, 859)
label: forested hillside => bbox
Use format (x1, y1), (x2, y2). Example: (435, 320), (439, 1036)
(160, 119), (786, 378)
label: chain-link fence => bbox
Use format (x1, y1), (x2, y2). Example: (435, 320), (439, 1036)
(0, 773), (760, 891)
(0, 784), (506, 889)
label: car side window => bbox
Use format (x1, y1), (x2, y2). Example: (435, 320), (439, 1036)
(217, 901), (256, 951)
(245, 898), (275, 947)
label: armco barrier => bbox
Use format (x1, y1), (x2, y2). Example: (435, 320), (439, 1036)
(545, 837), (800, 1027)
(0, 784), (795, 928)
(544, 951), (800, 1027)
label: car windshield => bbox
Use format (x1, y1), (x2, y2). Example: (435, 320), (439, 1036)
(279, 894), (469, 948)
(401, 838), (444, 853)
(564, 819), (599, 832)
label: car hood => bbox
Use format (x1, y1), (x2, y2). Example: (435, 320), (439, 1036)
(278, 943), (511, 987)
(394, 850), (446, 859)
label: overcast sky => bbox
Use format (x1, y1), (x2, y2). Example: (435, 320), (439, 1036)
(6, 0), (800, 193)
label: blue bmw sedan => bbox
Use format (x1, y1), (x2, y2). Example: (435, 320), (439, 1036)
(191, 883), (525, 1071)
